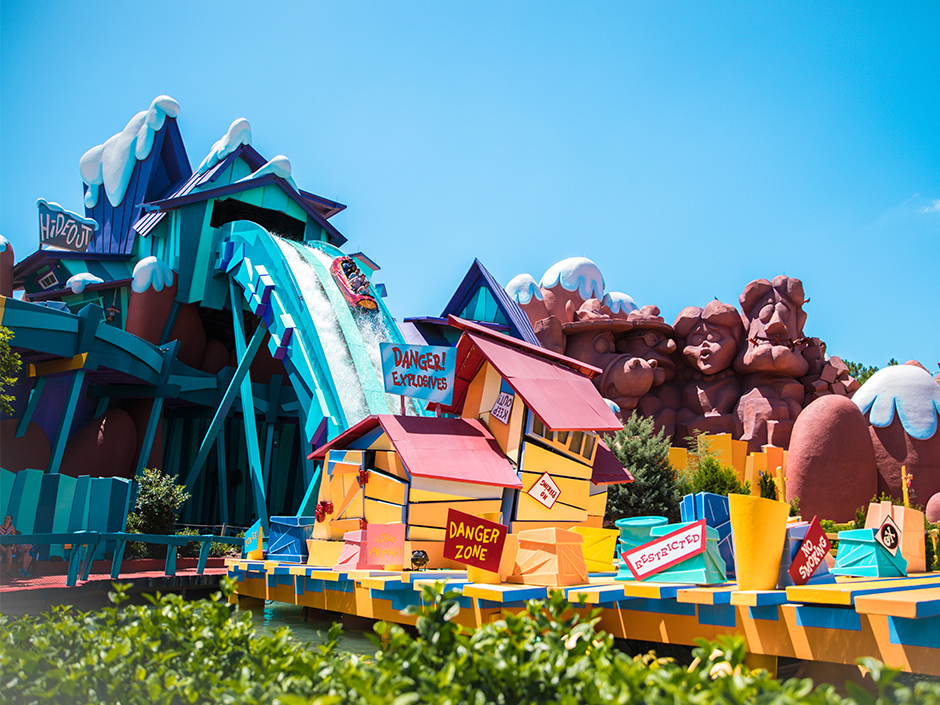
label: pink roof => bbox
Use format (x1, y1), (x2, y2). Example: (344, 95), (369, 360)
(310, 415), (522, 489)
(590, 440), (635, 485)
(439, 322), (622, 432)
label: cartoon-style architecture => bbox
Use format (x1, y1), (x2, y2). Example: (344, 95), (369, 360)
(3, 96), (940, 680)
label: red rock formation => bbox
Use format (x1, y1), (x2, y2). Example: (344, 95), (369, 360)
(0, 419), (50, 473)
(59, 409), (138, 479)
(786, 396), (878, 522)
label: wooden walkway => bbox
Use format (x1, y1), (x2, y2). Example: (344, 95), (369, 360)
(230, 559), (940, 677)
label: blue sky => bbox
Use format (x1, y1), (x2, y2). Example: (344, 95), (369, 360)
(2, 2), (938, 371)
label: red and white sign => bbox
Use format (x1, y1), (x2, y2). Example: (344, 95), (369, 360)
(787, 516), (831, 586)
(876, 515), (901, 556)
(622, 520), (706, 581)
(443, 509), (507, 573)
(528, 472), (560, 509)
(490, 391), (514, 424)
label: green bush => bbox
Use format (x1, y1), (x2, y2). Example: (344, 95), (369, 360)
(3, 582), (940, 704)
(604, 412), (681, 523)
(175, 528), (238, 559)
(759, 471), (778, 500)
(126, 468), (192, 558)
(688, 456), (751, 496)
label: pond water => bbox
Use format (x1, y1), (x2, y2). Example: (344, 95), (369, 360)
(241, 600), (378, 656)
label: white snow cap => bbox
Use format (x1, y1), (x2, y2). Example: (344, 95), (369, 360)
(36, 199), (99, 229)
(540, 257), (605, 300)
(80, 96), (181, 209)
(197, 118), (252, 174)
(66, 272), (104, 294)
(602, 292), (638, 314)
(505, 273), (543, 305)
(853, 364), (940, 440)
(0, 234), (9, 253)
(132, 256), (175, 294)
(236, 155), (298, 190)
(604, 398), (622, 415)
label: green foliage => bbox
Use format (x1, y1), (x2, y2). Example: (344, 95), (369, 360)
(844, 359), (879, 387)
(926, 531), (936, 573)
(759, 471), (778, 500)
(854, 505), (868, 530)
(820, 519), (837, 534)
(3, 581), (939, 704)
(688, 457), (751, 496)
(0, 326), (22, 416)
(175, 527), (238, 558)
(789, 497), (801, 518)
(126, 468), (192, 558)
(604, 412), (681, 523)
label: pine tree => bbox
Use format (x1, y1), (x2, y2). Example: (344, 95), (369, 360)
(604, 412), (681, 523)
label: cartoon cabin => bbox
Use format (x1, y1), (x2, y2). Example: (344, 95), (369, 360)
(307, 315), (633, 567)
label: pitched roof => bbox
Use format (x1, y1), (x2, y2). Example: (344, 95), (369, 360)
(309, 414), (522, 488)
(132, 144), (346, 245)
(438, 316), (622, 433)
(590, 440), (635, 485)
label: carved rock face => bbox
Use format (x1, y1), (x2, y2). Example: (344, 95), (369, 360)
(616, 330), (677, 385)
(674, 301), (743, 376)
(734, 276), (809, 378)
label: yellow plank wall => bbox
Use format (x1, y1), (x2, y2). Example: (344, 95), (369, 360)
(462, 361), (503, 419)
(515, 442), (591, 523)
(674, 434), (787, 497)
(481, 387), (526, 462)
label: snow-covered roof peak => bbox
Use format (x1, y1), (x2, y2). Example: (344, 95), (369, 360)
(80, 96), (181, 208)
(540, 257), (605, 300)
(132, 256), (175, 294)
(505, 273), (543, 304)
(236, 155), (298, 190)
(602, 291), (638, 314)
(197, 118), (252, 174)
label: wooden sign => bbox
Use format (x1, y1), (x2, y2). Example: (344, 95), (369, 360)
(527, 472), (560, 509)
(363, 523), (406, 566)
(490, 391), (514, 424)
(37, 198), (97, 252)
(380, 343), (455, 404)
(443, 509), (507, 573)
(787, 516), (831, 586)
(622, 520), (706, 581)
(876, 515), (901, 556)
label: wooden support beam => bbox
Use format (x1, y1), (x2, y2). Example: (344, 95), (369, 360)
(15, 376), (46, 438)
(216, 433), (229, 526)
(48, 370), (86, 474)
(182, 325), (265, 490)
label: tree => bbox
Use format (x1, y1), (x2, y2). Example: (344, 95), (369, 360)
(604, 413), (681, 523)
(0, 326), (22, 415)
(126, 467), (191, 557)
(844, 359), (878, 386)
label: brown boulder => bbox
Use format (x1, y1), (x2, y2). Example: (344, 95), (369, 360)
(786, 395), (877, 522)
(0, 419), (50, 472)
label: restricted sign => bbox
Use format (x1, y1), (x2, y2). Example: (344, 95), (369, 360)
(787, 516), (831, 586)
(443, 509), (507, 573)
(622, 520), (706, 581)
(876, 515), (901, 556)
(490, 391), (514, 424)
(527, 472), (560, 509)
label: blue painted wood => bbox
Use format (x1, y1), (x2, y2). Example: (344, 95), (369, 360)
(15, 376), (46, 438)
(9, 468), (43, 533)
(165, 545), (178, 576)
(111, 539), (127, 579)
(183, 324), (266, 490)
(197, 539), (212, 574)
(67, 476), (91, 532)
(133, 397), (165, 479)
(48, 369), (86, 474)
(216, 433), (229, 525)
(0, 469), (16, 516)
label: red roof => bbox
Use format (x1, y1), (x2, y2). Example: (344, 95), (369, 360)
(438, 318), (622, 433)
(309, 415), (522, 489)
(590, 440), (635, 485)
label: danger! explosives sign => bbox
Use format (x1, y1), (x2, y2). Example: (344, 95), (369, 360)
(443, 509), (507, 573)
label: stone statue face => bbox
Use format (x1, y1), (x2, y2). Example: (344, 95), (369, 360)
(734, 276), (809, 377)
(616, 330), (677, 385)
(682, 320), (738, 375)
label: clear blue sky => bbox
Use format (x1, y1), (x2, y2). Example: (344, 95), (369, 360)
(2, 2), (938, 371)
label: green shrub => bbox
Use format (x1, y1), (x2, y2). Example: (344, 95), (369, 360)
(759, 471), (778, 500)
(126, 468), (192, 558)
(604, 412), (681, 523)
(175, 527), (238, 558)
(688, 456), (751, 496)
(3, 581), (939, 704)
